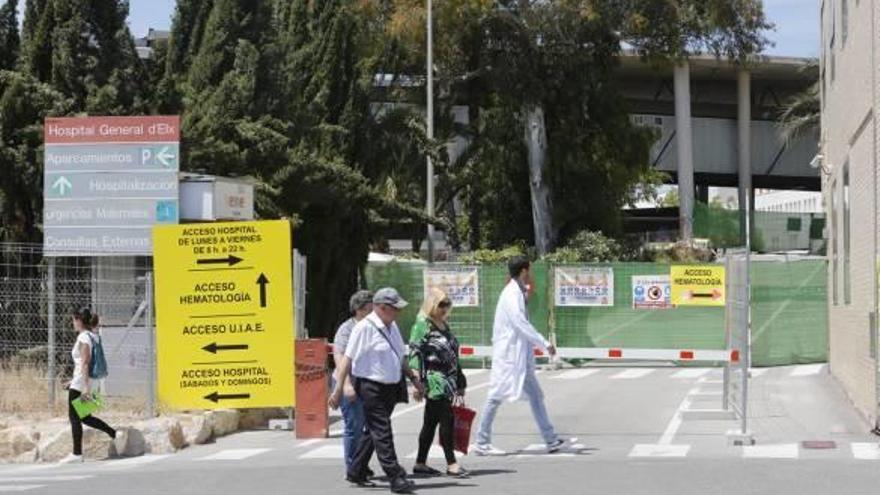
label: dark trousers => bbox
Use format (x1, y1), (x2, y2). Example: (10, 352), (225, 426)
(68, 389), (115, 455)
(348, 378), (406, 481)
(416, 398), (456, 465)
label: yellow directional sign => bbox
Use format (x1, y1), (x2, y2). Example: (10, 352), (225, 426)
(670, 265), (726, 307)
(153, 220), (295, 410)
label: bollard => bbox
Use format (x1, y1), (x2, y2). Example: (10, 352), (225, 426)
(294, 338), (329, 438)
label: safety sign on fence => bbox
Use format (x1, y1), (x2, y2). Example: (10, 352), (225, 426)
(153, 219), (295, 410)
(670, 265), (725, 307)
(424, 267), (480, 307)
(554, 267), (614, 307)
(632, 275), (672, 309)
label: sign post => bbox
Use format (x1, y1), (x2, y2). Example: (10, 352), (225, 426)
(152, 220), (295, 410)
(43, 116), (180, 256)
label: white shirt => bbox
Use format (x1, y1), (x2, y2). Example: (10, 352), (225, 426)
(70, 331), (99, 393)
(344, 312), (406, 384)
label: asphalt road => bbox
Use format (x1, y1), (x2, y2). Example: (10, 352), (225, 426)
(2, 364), (879, 495)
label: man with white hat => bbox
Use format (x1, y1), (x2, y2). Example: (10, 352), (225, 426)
(330, 288), (424, 494)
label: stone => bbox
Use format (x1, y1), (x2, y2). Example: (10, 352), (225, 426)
(180, 414), (213, 446)
(113, 427), (146, 458)
(238, 409), (288, 430)
(37, 429), (114, 463)
(135, 418), (186, 454)
(206, 410), (240, 438)
(0, 427), (38, 459)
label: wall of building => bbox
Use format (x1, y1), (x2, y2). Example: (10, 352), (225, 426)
(821, 0), (877, 425)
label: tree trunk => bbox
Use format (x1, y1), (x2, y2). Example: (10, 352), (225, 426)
(524, 104), (555, 255)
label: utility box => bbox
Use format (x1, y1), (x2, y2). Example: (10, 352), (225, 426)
(295, 339), (329, 439)
(179, 174), (254, 221)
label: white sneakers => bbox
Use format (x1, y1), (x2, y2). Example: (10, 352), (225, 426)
(57, 453), (84, 464)
(471, 444), (508, 456)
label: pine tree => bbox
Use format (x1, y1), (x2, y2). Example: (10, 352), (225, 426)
(0, 0), (19, 71)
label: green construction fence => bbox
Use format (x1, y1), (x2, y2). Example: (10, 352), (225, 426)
(363, 258), (827, 367)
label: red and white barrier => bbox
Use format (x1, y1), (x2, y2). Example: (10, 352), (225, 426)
(459, 345), (740, 363)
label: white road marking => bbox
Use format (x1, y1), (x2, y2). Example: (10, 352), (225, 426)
(298, 445), (344, 460)
(611, 369), (654, 380)
(658, 392), (694, 446)
(628, 444), (690, 458)
(749, 368), (769, 378)
(514, 443), (575, 458)
(294, 439), (324, 449)
(0, 486), (46, 492)
(790, 364), (826, 377)
(0, 476), (92, 482)
(550, 369), (600, 380)
(742, 444), (799, 459)
(671, 369), (711, 379)
(851, 443), (880, 460)
(197, 448), (271, 461)
(98, 454), (173, 469)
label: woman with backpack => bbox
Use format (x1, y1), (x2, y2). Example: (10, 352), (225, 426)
(59, 307), (117, 464)
(409, 289), (468, 478)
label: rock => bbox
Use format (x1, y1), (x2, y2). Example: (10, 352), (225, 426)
(112, 427), (146, 458)
(12, 448), (38, 464)
(0, 427), (38, 459)
(180, 414), (213, 446)
(206, 410), (240, 438)
(135, 418), (186, 454)
(37, 429), (114, 463)
(238, 409), (288, 430)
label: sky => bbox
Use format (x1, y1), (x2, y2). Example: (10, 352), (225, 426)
(119, 0), (820, 59)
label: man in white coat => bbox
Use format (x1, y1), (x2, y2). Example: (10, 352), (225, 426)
(472, 256), (566, 456)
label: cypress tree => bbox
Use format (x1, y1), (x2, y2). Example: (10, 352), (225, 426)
(0, 0), (19, 71)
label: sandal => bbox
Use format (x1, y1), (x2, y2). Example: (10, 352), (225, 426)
(412, 464), (442, 476)
(447, 467), (470, 479)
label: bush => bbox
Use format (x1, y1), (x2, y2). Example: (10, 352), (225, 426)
(457, 243), (529, 264)
(544, 231), (622, 263)
(651, 241), (716, 263)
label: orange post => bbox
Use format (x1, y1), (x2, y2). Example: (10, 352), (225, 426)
(295, 339), (329, 438)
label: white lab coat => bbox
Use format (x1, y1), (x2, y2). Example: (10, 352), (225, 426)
(488, 279), (550, 402)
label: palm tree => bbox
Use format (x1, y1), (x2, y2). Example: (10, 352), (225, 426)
(778, 61), (819, 144)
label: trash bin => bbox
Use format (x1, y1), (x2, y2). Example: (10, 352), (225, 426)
(295, 338), (329, 438)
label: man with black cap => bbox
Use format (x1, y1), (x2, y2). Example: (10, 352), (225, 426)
(330, 287), (424, 494)
(333, 290), (374, 474)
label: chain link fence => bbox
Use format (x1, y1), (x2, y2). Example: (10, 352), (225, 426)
(0, 243), (153, 415)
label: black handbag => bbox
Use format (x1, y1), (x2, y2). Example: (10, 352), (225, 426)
(374, 323), (409, 404)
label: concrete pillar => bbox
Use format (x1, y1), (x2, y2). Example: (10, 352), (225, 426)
(737, 69), (752, 248)
(674, 62), (695, 241)
(696, 185), (710, 204)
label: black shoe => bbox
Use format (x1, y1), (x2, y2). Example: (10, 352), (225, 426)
(346, 475), (376, 488)
(366, 468), (375, 479)
(390, 477), (414, 494)
(412, 464), (442, 476)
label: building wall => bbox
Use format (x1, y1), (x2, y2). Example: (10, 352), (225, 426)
(821, 0), (877, 424)
(755, 190), (824, 213)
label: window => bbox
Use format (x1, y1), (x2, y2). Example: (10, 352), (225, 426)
(842, 0), (849, 45)
(843, 162), (851, 304)
(831, 179), (838, 305)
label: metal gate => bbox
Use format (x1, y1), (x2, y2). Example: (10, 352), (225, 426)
(723, 248), (752, 442)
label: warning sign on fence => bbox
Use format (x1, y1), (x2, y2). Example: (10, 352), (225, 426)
(153, 220), (295, 410)
(632, 275), (672, 309)
(670, 265), (725, 307)
(554, 267), (614, 307)
(424, 268), (479, 307)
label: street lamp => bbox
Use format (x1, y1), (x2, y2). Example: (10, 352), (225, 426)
(426, 0), (435, 263)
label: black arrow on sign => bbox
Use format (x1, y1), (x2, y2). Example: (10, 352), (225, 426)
(256, 273), (269, 308)
(196, 255), (243, 266)
(204, 392), (251, 403)
(202, 342), (249, 354)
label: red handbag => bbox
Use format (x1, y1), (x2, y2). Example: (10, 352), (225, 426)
(439, 398), (477, 454)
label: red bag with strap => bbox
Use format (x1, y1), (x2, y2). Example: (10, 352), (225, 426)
(439, 398), (477, 454)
